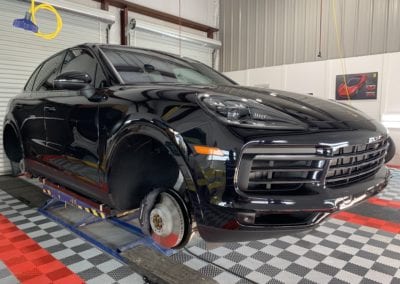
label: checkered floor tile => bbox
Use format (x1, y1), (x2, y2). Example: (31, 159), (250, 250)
(171, 169), (400, 283)
(0, 190), (144, 284)
(0, 260), (18, 283)
(0, 169), (399, 284)
(175, 219), (400, 284)
(378, 169), (400, 201)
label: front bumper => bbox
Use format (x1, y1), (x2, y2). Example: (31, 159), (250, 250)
(196, 166), (390, 242)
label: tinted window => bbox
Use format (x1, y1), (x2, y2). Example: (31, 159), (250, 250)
(33, 52), (65, 91)
(24, 64), (42, 91)
(61, 49), (107, 88)
(101, 47), (235, 86)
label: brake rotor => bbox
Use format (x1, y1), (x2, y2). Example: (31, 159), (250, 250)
(149, 192), (186, 248)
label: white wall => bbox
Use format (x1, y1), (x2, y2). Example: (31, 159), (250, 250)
(224, 53), (400, 165)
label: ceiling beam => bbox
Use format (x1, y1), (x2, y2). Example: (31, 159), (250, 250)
(101, 0), (109, 11)
(120, 6), (128, 45)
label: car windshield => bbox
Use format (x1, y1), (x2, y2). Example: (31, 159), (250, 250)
(101, 46), (235, 86)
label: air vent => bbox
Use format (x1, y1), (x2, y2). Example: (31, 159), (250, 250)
(236, 146), (328, 195)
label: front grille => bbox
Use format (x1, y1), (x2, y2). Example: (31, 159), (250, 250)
(326, 139), (388, 187)
(236, 139), (388, 195)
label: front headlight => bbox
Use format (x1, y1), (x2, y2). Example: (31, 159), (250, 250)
(198, 94), (306, 130)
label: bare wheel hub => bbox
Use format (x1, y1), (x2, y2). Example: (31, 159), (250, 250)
(152, 213), (163, 231)
(149, 192), (185, 248)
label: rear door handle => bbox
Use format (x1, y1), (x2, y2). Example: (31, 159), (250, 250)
(44, 106), (57, 112)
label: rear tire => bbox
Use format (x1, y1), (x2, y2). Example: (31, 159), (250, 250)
(3, 125), (23, 176)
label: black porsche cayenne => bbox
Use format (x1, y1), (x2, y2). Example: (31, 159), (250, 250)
(3, 44), (395, 248)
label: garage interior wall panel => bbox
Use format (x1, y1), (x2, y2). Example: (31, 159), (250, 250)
(224, 54), (384, 120)
(130, 26), (214, 67)
(221, 0), (400, 72)
(129, 21), (217, 67)
(0, 0), (105, 174)
(223, 52), (400, 164)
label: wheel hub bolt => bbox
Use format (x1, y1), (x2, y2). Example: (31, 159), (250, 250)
(152, 214), (163, 230)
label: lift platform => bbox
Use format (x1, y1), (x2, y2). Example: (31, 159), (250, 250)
(38, 178), (175, 261)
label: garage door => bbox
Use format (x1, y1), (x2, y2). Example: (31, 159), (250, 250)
(0, 0), (109, 174)
(129, 20), (221, 67)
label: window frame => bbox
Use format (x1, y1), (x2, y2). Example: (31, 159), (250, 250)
(31, 51), (67, 93)
(60, 47), (108, 89)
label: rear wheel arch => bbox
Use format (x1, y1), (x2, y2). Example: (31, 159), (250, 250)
(106, 122), (196, 211)
(3, 122), (23, 163)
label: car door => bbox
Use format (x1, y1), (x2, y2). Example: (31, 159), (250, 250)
(42, 48), (108, 199)
(13, 52), (65, 162)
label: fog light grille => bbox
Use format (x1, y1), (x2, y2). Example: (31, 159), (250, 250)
(236, 146), (328, 194)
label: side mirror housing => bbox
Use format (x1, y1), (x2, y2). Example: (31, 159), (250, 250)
(54, 71), (96, 99)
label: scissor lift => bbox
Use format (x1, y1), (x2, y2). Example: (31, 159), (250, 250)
(38, 178), (174, 261)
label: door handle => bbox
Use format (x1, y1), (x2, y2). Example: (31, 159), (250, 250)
(44, 106), (57, 112)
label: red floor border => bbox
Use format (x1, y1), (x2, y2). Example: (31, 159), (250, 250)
(0, 214), (83, 284)
(368, 197), (400, 209)
(388, 164), (400, 169)
(333, 211), (400, 234)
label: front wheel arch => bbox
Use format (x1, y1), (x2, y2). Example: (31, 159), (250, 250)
(105, 122), (196, 211)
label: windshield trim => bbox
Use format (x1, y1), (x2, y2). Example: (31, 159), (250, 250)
(98, 47), (125, 84)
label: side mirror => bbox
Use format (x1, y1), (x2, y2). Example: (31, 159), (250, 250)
(54, 71), (95, 99)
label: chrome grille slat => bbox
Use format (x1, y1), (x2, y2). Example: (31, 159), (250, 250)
(253, 155), (329, 161)
(248, 179), (319, 184)
(326, 162), (383, 183)
(326, 139), (388, 186)
(328, 151), (386, 171)
(250, 167), (324, 172)
(329, 147), (386, 159)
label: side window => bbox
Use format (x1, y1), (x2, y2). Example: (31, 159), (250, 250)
(61, 49), (107, 88)
(24, 64), (42, 91)
(33, 52), (65, 91)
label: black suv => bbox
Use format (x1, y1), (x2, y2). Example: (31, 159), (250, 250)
(3, 44), (395, 248)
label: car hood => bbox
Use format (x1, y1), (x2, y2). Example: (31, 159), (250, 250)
(113, 84), (384, 132)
